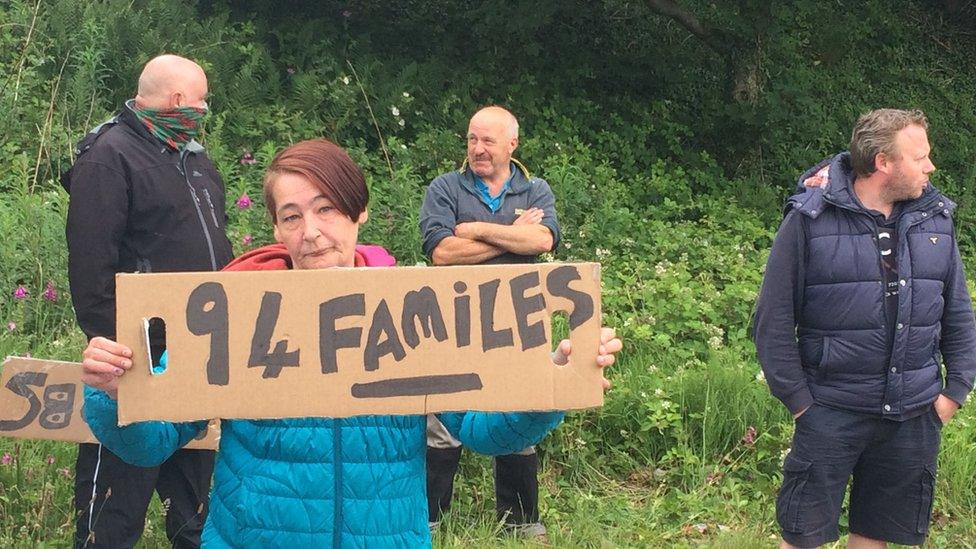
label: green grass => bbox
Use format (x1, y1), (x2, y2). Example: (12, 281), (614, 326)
(2, 348), (973, 547)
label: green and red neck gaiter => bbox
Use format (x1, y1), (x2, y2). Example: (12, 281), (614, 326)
(131, 101), (209, 151)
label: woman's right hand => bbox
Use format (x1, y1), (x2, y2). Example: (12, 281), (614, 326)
(81, 337), (134, 400)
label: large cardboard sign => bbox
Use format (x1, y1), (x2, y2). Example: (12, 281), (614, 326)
(0, 357), (218, 449)
(115, 263), (602, 425)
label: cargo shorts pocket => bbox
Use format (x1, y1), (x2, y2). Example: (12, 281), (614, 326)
(777, 453), (813, 533)
(915, 464), (937, 534)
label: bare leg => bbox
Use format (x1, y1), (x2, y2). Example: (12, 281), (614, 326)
(847, 533), (886, 549)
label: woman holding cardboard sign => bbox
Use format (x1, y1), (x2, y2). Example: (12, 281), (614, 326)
(80, 138), (621, 547)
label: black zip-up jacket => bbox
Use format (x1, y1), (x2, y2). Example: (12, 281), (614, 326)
(64, 102), (234, 340)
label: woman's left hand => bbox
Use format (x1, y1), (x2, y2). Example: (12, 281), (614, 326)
(553, 327), (622, 391)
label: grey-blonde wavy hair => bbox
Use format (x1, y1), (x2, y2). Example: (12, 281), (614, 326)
(849, 108), (928, 177)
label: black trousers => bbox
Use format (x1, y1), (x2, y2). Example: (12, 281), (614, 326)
(427, 447), (539, 525)
(73, 443), (215, 548)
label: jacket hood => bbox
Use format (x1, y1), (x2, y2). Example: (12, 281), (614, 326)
(788, 152), (953, 219)
(223, 243), (396, 271)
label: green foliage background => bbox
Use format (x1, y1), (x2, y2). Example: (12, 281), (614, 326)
(1, 0), (975, 546)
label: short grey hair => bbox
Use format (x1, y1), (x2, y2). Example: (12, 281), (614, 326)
(507, 113), (519, 139)
(849, 108), (928, 177)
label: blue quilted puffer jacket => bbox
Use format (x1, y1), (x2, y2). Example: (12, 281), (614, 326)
(84, 391), (562, 547)
(83, 243), (565, 547)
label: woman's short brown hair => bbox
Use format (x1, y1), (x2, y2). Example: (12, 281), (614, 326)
(263, 139), (369, 222)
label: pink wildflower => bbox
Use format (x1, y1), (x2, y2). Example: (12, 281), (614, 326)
(6, 321), (14, 332)
(46, 455), (55, 465)
(742, 425), (757, 446)
(1, 453), (11, 465)
(43, 281), (57, 302)
(286, 67), (296, 75)
(13, 285), (28, 300)
(240, 152), (256, 166)
(242, 234), (253, 246)
(236, 193), (252, 209)
(58, 467), (72, 478)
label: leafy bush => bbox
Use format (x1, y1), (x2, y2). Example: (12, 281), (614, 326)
(3, 0), (976, 545)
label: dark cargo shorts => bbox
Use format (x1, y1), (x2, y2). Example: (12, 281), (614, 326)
(777, 402), (942, 548)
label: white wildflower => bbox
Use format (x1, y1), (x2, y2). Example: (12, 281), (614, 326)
(391, 106), (400, 116)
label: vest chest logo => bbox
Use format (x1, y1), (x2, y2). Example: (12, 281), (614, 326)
(930, 236), (939, 245)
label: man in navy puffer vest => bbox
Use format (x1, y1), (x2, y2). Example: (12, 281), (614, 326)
(753, 109), (976, 548)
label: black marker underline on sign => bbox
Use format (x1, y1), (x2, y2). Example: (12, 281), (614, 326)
(351, 374), (483, 398)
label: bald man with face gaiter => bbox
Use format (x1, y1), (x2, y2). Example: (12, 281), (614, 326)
(64, 54), (233, 548)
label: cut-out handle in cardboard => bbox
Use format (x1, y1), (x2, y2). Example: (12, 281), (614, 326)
(549, 310), (571, 366)
(144, 317), (168, 375)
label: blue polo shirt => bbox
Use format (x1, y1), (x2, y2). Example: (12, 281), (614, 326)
(473, 164), (516, 213)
